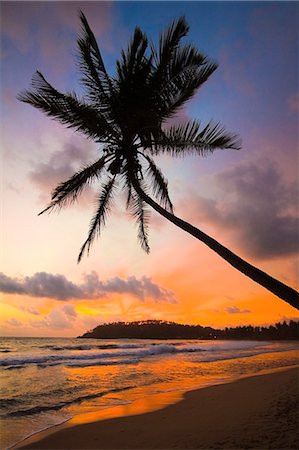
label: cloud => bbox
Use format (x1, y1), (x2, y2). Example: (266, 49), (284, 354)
(288, 93), (299, 113)
(249, 4), (297, 52)
(30, 319), (48, 329)
(19, 306), (41, 316)
(0, 271), (177, 303)
(6, 318), (23, 327)
(164, 107), (193, 128)
(62, 304), (77, 318)
(220, 45), (256, 97)
(29, 306), (123, 331)
(29, 142), (98, 204)
(0, 273), (26, 295)
(48, 309), (73, 329)
(215, 3), (298, 142)
(95, 275), (177, 303)
(1, 2), (114, 76)
(23, 272), (82, 300)
(188, 162), (299, 260)
(30, 307), (73, 329)
(225, 306), (251, 314)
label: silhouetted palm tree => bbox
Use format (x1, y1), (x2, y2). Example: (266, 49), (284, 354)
(18, 13), (298, 309)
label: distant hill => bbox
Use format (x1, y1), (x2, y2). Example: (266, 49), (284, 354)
(79, 319), (299, 340)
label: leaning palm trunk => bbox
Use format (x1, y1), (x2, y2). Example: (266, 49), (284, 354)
(132, 180), (299, 310)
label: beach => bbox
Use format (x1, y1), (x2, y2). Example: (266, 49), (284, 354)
(2, 338), (298, 449)
(15, 366), (299, 450)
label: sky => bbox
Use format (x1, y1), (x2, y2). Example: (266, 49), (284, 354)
(0, 1), (298, 337)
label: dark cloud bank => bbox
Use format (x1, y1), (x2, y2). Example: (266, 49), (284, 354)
(0, 271), (177, 303)
(191, 163), (298, 260)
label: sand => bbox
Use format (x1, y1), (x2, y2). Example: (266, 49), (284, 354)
(16, 367), (299, 450)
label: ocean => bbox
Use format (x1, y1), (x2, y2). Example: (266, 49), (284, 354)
(1, 337), (298, 449)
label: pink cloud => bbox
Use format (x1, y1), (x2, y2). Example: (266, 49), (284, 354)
(29, 140), (98, 205)
(62, 304), (77, 318)
(164, 107), (193, 128)
(1, 88), (20, 119)
(30, 307), (73, 329)
(219, 5), (297, 100)
(19, 306), (41, 316)
(288, 93), (299, 113)
(1, 2), (114, 79)
(6, 318), (22, 327)
(249, 5), (296, 51)
(1, 2), (34, 53)
(1, 2), (113, 52)
(219, 45), (256, 97)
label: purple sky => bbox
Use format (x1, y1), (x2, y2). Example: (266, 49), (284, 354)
(1, 1), (298, 335)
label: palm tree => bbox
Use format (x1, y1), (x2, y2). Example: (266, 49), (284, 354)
(18, 13), (298, 310)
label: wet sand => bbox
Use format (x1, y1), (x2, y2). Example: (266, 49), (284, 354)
(16, 367), (299, 450)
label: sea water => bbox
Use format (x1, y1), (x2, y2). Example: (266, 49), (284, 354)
(1, 337), (298, 449)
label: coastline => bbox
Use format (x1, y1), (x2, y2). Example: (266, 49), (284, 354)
(14, 365), (299, 450)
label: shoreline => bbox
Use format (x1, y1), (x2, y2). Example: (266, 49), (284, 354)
(14, 365), (299, 450)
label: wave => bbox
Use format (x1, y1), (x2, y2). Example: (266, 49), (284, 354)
(42, 343), (145, 351)
(34, 358), (139, 369)
(0, 344), (185, 368)
(1, 341), (296, 370)
(6, 417), (72, 450)
(179, 341), (269, 353)
(0, 342), (267, 368)
(66, 358), (139, 368)
(7, 385), (133, 417)
(0, 398), (22, 408)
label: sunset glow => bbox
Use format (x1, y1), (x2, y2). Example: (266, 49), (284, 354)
(1, 1), (298, 337)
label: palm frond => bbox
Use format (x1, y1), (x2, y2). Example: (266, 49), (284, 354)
(38, 156), (108, 215)
(170, 44), (207, 76)
(116, 27), (151, 83)
(78, 176), (116, 262)
(140, 153), (173, 212)
(78, 11), (115, 110)
(149, 29), (218, 123)
(152, 43), (207, 96)
(157, 63), (218, 119)
(151, 17), (189, 89)
(18, 71), (117, 142)
(127, 188), (150, 253)
(149, 120), (241, 155)
(114, 27), (154, 135)
(196, 121), (241, 150)
(125, 179), (133, 209)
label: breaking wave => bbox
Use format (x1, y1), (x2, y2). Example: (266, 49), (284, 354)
(0, 340), (285, 370)
(0, 343), (186, 368)
(42, 343), (143, 351)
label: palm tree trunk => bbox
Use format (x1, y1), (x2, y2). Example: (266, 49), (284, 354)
(133, 181), (299, 310)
